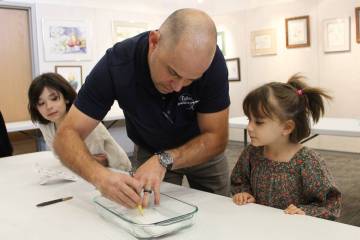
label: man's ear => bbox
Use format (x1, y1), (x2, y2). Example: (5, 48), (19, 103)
(282, 119), (295, 136)
(148, 30), (160, 51)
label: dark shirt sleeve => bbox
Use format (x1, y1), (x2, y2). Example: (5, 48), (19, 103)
(230, 145), (253, 195)
(299, 151), (342, 220)
(197, 47), (230, 113)
(75, 51), (116, 121)
(0, 112), (13, 157)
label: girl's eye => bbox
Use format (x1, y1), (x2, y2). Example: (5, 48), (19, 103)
(51, 96), (60, 101)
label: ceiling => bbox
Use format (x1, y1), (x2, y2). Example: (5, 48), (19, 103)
(5, 0), (297, 15)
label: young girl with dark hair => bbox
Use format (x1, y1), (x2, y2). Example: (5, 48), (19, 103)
(28, 72), (131, 170)
(230, 74), (341, 220)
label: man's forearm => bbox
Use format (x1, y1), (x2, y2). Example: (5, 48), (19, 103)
(169, 131), (228, 170)
(53, 127), (108, 187)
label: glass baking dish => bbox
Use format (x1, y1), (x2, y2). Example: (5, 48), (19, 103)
(93, 193), (198, 238)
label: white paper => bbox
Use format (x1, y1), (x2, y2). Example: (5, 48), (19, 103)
(255, 34), (272, 49)
(34, 162), (78, 185)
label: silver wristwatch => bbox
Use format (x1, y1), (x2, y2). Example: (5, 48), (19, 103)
(156, 151), (173, 170)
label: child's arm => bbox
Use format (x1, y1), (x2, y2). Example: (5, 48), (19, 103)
(98, 123), (131, 171)
(299, 151), (341, 220)
(230, 146), (253, 195)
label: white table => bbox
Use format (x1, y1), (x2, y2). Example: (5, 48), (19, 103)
(5, 105), (125, 151)
(1, 151), (359, 240)
(229, 116), (360, 145)
(5, 103), (125, 133)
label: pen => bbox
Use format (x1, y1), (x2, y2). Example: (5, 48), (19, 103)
(36, 196), (73, 207)
(129, 169), (144, 216)
(137, 204), (144, 216)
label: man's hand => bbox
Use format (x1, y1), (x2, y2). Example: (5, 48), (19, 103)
(96, 170), (143, 208)
(232, 192), (256, 205)
(53, 106), (142, 209)
(284, 204), (305, 215)
(134, 155), (166, 208)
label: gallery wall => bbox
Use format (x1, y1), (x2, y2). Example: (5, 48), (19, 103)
(34, 3), (163, 79)
(215, 0), (360, 153)
(30, 3), (166, 153)
(3, 0), (360, 153)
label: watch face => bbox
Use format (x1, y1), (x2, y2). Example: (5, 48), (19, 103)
(160, 152), (173, 169)
(161, 152), (172, 164)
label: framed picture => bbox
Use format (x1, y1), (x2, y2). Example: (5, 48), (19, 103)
(42, 19), (92, 61)
(217, 31), (226, 55)
(323, 17), (350, 53)
(251, 28), (277, 56)
(226, 58), (240, 81)
(112, 21), (147, 44)
(55, 65), (83, 92)
(285, 15), (310, 48)
(356, 7), (360, 43)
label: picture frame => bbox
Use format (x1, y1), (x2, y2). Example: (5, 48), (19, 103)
(226, 58), (240, 82)
(251, 28), (277, 56)
(217, 31), (226, 55)
(323, 17), (350, 53)
(55, 65), (83, 92)
(285, 15), (310, 48)
(112, 21), (147, 44)
(356, 7), (360, 43)
(42, 19), (92, 61)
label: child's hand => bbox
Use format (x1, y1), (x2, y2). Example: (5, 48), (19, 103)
(232, 192), (256, 205)
(93, 153), (109, 167)
(284, 204), (305, 215)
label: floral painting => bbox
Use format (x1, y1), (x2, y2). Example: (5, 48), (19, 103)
(55, 66), (82, 92)
(43, 19), (92, 61)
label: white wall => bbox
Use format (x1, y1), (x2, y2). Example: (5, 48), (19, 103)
(32, 3), (165, 154)
(3, 0), (360, 153)
(215, 0), (360, 153)
(33, 3), (164, 78)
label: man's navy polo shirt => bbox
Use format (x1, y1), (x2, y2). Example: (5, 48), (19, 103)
(75, 32), (230, 153)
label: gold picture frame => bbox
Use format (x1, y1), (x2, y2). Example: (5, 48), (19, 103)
(112, 21), (147, 44)
(251, 28), (277, 56)
(285, 15), (310, 48)
(55, 65), (83, 92)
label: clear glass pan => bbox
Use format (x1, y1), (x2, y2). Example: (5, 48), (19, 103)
(93, 193), (198, 238)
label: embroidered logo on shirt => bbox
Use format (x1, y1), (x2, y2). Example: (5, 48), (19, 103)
(177, 94), (200, 110)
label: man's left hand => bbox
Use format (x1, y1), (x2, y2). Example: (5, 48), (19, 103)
(134, 155), (166, 207)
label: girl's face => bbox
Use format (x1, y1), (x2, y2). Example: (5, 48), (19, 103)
(247, 113), (288, 147)
(36, 87), (67, 125)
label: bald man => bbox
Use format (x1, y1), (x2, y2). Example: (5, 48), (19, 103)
(54, 8), (230, 209)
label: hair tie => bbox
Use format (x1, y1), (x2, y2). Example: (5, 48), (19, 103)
(296, 89), (303, 96)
